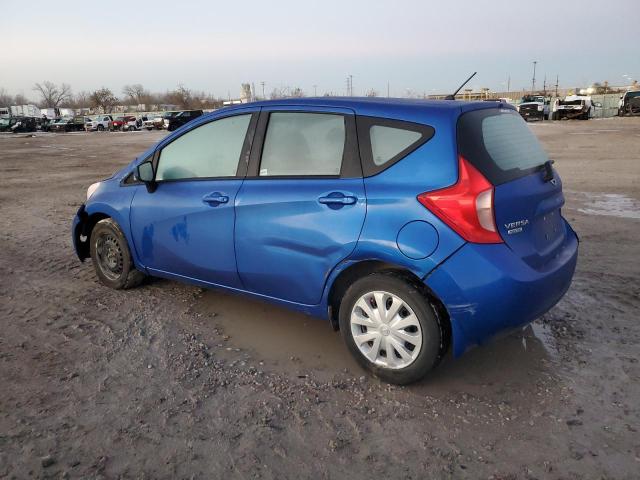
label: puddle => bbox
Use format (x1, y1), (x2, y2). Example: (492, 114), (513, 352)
(412, 324), (556, 397)
(194, 290), (558, 389)
(573, 192), (640, 219)
(194, 290), (360, 380)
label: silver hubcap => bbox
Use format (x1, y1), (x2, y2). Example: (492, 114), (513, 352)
(350, 291), (422, 369)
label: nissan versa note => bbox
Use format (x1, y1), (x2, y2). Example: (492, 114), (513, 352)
(72, 98), (578, 384)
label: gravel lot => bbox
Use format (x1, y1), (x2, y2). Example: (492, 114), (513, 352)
(1, 118), (639, 479)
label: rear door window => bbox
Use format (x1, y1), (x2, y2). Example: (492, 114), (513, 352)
(259, 112), (345, 176)
(458, 108), (548, 184)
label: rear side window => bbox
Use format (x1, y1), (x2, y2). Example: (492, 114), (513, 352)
(370, 126), (422, 166)
(357, 116), (435, 176)
(259, 112), (345, 176)
(458, 109), (548, 184)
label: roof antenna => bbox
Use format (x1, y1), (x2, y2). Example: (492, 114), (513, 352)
(445, 71), (477, 100)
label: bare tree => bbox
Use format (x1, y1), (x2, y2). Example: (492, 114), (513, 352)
(165, 84), (193, 109)
(122, 84), (151, 106)
(33, 81), (72, 108)
(90, 88), (118, 113)
(289, 87), (305, 98)
(365, 89), (378, 97)
(73, 91), (91, 109)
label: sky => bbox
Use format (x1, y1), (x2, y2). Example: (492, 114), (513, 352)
(2, 0), (638, 100)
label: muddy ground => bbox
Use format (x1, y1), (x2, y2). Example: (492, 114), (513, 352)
(0, 117), (639, 479)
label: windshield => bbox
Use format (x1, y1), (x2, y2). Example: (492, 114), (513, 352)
(521, 96), (544, 103)
(162, 112), (177, 118)
(625, 91), (640, 99)
(458, 109), (548, 185)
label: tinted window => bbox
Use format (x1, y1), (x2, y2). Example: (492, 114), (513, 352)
(156, 114), (251, 181)
(356, 116), (435, 177)
(259, 112), (345, 176)
(370, 125), (422, 166)
(458, 108), (548, 184)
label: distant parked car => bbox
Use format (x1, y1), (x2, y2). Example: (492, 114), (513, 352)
(72, 98), (579, 384)
(517, 95), (551, 121)
(143, 113), (163, 130)
(160, 111), (180, 129)
(86, 115), (113, 131)
(111, 115), (137, 131)
(167, 110), (203, 131)
(123, 116), (143, 131)
(556, 95), (600, 120)
(0, 117), (13, 132)
(11, 117), (38, 133)
(0, 116), (37, 133)
(618, 90), (640, 116)
(50, 116), (87, 132)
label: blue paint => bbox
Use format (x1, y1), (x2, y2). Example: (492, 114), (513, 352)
(73, 97), (578, 364)
(396, 221), (439, 260)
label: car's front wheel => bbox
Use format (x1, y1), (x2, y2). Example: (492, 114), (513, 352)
(339, 272), (442, 385)
(90, 218), (145, 289)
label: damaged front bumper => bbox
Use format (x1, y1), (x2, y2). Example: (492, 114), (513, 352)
(72, 204), (90, 261)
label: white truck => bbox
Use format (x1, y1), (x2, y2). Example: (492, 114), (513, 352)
(555, 95), (600, 120)
(517, 95), (551, 121)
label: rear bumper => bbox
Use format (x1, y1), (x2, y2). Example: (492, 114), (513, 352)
(425, 221), (578, 357)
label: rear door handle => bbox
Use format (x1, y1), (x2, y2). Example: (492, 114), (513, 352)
(318, 194), (357, 205)
(202, 193), (229, 205)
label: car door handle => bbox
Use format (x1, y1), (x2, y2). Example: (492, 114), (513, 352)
(202, 193), (229, 205)
(318, 194), (357, 205)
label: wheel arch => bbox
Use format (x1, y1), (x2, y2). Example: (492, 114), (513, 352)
(326, 259), (451, 357)
(74, 210), (111, 261)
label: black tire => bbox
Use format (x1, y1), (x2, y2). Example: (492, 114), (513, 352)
(90, 218), (145, 290)
(97, 124), (104, 131)
(338, 272), (442, 385)
(544, 113), (549, 121)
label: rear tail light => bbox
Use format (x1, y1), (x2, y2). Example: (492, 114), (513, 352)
(417, 155), (503, 244)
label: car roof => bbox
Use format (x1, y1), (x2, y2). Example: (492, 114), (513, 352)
(216, 97), (510, 123)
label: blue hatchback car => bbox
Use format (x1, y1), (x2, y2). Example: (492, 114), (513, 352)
(73, 98), (578, 384)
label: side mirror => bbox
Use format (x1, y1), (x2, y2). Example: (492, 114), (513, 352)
(137, 160), (154, 182)
(136, 160), (157, 193)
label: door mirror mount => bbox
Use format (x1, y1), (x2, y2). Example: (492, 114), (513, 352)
(137, 160), (157, 193)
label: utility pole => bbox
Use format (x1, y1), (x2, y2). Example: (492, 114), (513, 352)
(313, 84), (318, 96)
(543, 75), (547, 95)
(507, 75), (511, 93)
(260, 81), (265, 99)
(387, 81), (390, 98)
(349, 75), (354, 96)
(555, 74), (559, 98)
(531, 61), (537, 93)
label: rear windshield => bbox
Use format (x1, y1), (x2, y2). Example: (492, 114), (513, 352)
(457, 108), (548, 185)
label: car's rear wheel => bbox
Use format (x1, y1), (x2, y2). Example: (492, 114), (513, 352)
(339, 272), (441, 385)
(97, 124), (104, 131)
(90, 218), (145, 290)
